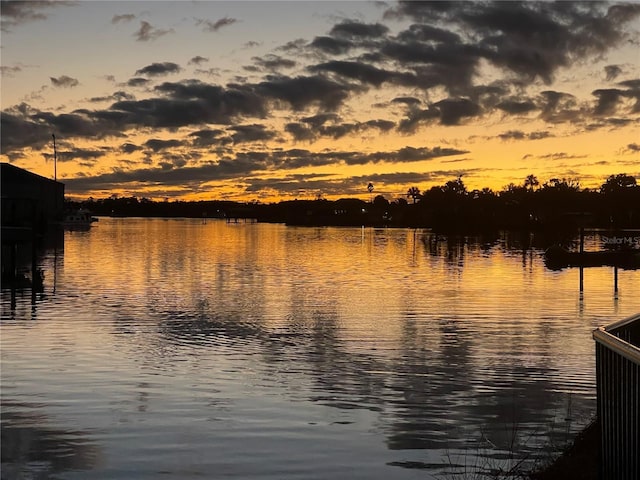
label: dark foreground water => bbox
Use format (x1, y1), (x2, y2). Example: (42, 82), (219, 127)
(2, 218), (638, 479)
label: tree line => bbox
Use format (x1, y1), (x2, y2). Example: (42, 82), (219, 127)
(68, 173), (640, 231)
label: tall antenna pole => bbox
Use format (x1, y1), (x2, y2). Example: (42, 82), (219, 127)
(52, 133), (57, 181)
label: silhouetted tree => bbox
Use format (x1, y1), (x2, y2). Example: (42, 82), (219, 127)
(407, 186), (421, 203)
(373, 195), (389, 208)
(600, 173), (637, 195)
(443, 176), (467, 196)
(524, 174), (539, 191)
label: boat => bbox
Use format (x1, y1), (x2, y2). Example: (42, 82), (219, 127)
(544, 244), (640, 270)
(62, 209), (98, 229)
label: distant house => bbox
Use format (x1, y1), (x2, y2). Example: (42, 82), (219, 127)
(1, 163), (64, 230)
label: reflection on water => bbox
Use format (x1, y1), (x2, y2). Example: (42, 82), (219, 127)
(2, 219), (638, 479)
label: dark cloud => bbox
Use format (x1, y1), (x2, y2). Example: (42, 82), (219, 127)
(61, 144), (468, 194)
(126, 77), (151, 87)
(364, 119), (395, 131)
(1, 0), (74, 31)
(529, 130), (552, 140)
(385, 1), (640, 85)
(605, 65), (623, 81)
(433, 98), (482, 125)
(50, 75), (79, 88)
(309, 36), (353, 55)
(112, 14), (135, 24)
(120, 142), (143, 154)
(499, 130), (525, 141)
(619, 79), (640, 89)
(538, 90), (581, 123)
(1, 65), (22, 76)
(188, 56), (209, 65)
(144, 138), (185, 152)
(0, 110), (52, 151)
(618, 79), (640, 113)
(188, 129), (231, 147)
(229, 124), (276, 144)
(309, 60), (395, 87)
(391, 96), (421, 106)
(498, 130), (551, 141)
(301, 113), (340, 127)
(154, 79), (267, 118)
(255, 74), (360, 111)
(396, 23), (461, 44)
(285, 122), (315, 142)
(251, 54), (296, 72)
(592, 88), (626, 116)
(196, 16), (238, 32)
(134, 21), (173, 41)
(51, 147), (106, 163)
(329, 21), (389, 39)
(627, 143), (640, 152)
(135, 62), (181, 77)
(89, 91), (135, 103)
(285, 116), (395, 142)
(397, 106), (440, 133)
(496, 98), (537, 115)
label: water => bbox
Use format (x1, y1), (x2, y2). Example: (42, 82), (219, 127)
(2, 218), (638, 479)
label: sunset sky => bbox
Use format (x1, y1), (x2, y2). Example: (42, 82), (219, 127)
(1, 0), (639, 202)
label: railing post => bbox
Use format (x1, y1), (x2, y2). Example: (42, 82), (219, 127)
(593, 314), (640, 480)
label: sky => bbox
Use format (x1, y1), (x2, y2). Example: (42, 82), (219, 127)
(1, 0), (639, 202)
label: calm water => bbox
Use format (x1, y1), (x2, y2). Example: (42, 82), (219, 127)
(2, 218), (639, 479)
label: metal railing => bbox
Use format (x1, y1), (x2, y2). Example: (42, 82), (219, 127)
(593, 313), (640, 480)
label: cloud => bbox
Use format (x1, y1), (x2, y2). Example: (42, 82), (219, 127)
(120, 142), (143, 154)
(112, 13), (135, 24)
(196, 16), (238, 32)
(309, 60), (397, 87)
(144, 138), (185, 152)
(498, 130), (551, 141)
(188, 56), (209, 65)
(229, 124), (276, 144)
(309, 36), (353, 55)
(134, 21), (173, 41)
(0, 110), (53, 151)
(286, 116), (395, 142)
(250, 54), (296, 72)
(496, 98), (537, 115)
(49, 147), (106, 163)
(433, 98), (482, 125)
(188, 129), (230, 147)
(397, 106), (440, 133)
(61, 144), (470, 195)
(329, 21), (389, 39)
(126, 77), (151, 87)
(627, 143), (640, 152)
(255, 74), (361, 111)
(605, 65), (623, 81)
(89, 91), (135, 103)
(50, 75), (79, 88)
(1, 0), (74, 31)
(592, 88), (627, 116)
(135, 62), (181, 77)
(0, 65), (22, 77)
(538, 90), (582, 123)
(385, 1), (640, 85)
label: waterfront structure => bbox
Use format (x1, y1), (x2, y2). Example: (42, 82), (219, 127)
(1, 163), (64, 230)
